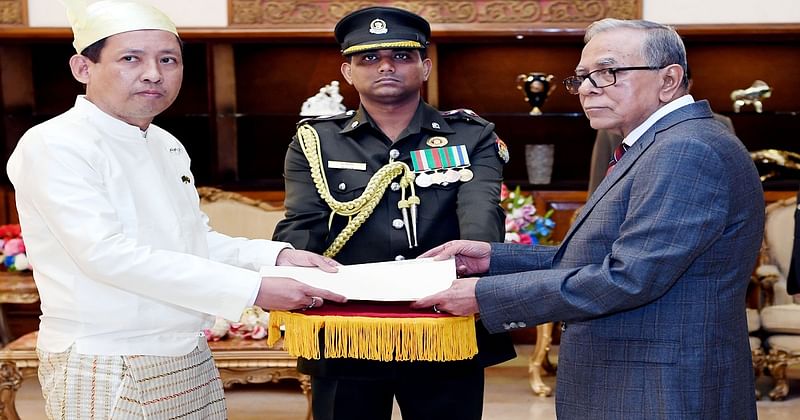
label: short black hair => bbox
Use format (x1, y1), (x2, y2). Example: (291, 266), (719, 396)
(79, 35), (185, 63)
(80, 38), (106, 63)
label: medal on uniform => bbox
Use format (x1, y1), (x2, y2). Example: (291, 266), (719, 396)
(430, 171), (445, 184)
(415, 172), (433, 188)
(444, 169), (460, 183)
(410, 144), (473, 186)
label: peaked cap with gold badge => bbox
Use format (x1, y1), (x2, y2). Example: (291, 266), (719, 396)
(334, 6), (430, 56)
(63, 0), (178, 54)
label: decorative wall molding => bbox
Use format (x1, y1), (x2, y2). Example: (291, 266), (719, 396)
(230, 0), (642, 29)
(0, 0), (25, 26)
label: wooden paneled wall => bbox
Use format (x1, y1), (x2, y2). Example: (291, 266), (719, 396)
(0, 24), (798, 224)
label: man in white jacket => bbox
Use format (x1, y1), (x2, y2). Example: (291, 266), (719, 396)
(6, 1), (344, 418)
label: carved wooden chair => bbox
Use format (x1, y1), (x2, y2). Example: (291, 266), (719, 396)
(747, 306), (767, 399)
(753, 195), (800, 400)
(197, 186), (286, 240)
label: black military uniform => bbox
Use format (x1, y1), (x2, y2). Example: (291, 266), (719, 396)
(273, 7), (515, 420)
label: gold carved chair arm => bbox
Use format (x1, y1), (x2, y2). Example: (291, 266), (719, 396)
(755, 264), (782, 307)
(197, 186), (283, 211)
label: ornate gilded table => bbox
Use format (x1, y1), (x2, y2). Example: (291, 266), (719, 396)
(0, 272), (38, 346)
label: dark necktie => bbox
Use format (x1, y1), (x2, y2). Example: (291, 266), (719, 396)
(606, 142), (630, 176)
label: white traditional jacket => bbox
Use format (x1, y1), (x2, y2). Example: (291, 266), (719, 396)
(7, 96), (290, 356)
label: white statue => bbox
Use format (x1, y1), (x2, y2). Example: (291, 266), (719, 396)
(730, 80), (772, 113)
(300, 80), (347, 116)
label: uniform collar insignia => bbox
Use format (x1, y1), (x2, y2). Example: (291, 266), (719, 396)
(421, 103), (455, 134)
(340, 107), (371, 134)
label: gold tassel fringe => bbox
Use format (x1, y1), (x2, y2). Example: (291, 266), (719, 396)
(267, 311), (478, 362)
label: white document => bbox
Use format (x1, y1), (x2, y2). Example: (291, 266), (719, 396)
(259, 258), (456, 301)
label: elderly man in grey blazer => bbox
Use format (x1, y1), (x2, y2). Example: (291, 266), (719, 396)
(415, 19), (763, 419)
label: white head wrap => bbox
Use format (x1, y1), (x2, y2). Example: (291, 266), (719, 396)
(63, 0), (178, 53)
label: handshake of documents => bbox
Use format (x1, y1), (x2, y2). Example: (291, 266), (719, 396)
(259, 257), (456, 301)
(262, 258), (479, 363)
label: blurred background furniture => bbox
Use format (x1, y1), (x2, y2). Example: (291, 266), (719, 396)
(529, 322), (555, 397)
(198, 186), (285, 239)
(754, 195), (800, 400)
(0, 272), (37, 419)
(0, 272), (37, 346)
(747, 306), (767, 399)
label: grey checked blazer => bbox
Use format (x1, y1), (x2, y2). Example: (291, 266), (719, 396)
(477, 101), (763, 419)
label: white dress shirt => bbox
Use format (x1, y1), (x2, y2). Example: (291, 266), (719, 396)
(7, 96), (290, 356)
(622, 94), (695, 147)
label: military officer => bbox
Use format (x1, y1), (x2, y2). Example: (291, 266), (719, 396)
(273, 6), (515, 420)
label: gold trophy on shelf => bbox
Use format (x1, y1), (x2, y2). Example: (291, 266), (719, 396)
(517, 72), (557, 115)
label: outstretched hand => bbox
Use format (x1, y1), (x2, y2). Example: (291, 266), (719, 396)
(276, 248), (339, 273)
(411, 278), (480, 316)
(254, 276), (346, 311)
(418, 240), (491, 277)
(259, 249), (344, 310)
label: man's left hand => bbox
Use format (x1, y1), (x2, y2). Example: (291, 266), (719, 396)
(276, 249), (339, 273)
(411, 278), (480, 316)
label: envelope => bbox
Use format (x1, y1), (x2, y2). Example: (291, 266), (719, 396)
(259, 257), (456, 301)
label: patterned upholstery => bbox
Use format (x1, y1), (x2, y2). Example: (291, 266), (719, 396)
(198, 187), (285, 239)
(754, 196), (800, 400)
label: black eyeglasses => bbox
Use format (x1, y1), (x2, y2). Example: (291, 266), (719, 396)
(562, 65), (667, 95)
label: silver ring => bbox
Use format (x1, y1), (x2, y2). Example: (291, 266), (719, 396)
(433, 304), (442, 314)
(306, 296), (321, 310)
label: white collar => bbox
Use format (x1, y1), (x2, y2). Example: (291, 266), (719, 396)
(623, 94), (694, 147)
(74, 95), (150, 141)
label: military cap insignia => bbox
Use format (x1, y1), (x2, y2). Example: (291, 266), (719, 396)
(495, 137), (510, 164)
(369, 18), (388, 34)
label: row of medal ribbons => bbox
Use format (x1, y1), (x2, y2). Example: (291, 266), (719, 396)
(410, 144), (474, 188)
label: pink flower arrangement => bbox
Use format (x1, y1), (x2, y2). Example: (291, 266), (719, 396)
(204, 306), (270, 341)
(0, 224), (30, 271)
(501, 184), (555, 245)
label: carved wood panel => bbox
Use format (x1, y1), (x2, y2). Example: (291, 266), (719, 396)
(0, 0), (25, 26)
(230, 0), (642, 29)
